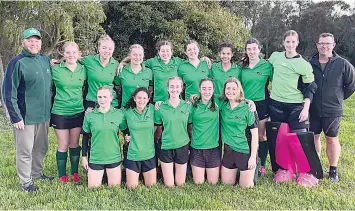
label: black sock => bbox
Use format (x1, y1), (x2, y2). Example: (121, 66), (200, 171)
(330, 166), (337, 172)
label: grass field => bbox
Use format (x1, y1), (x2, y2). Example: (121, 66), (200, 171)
(0, 96), (354, 210)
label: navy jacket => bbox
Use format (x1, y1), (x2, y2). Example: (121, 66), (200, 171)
(309, 51), (355, 117)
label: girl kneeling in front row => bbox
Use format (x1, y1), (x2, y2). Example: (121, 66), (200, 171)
(122, 87), (157, 189)
(82, 86), (124, 188)
(220, 77), (259, 188)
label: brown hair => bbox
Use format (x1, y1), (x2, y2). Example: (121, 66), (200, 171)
(240, 38), (261, 68)
(97, 34), (115, 49)
(61, 41), (82, 57)
(124, 87), (150, 109)
(220, 77), (244, 102)
(156, 40), (173, 52)
(283, 30), (299, 41)
(319, 33), (335, 40)
(184, 40), (200, 52)
(193, 78), (217, 112)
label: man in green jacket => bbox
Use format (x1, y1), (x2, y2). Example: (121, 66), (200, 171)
(2, 28), (54, 192)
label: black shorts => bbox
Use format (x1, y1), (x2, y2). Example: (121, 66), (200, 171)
(255, 100), (269, 121)
(310, 116), (341, 137)
(190, 147), (221, 168)
(222, 144), (250, 171)
(269, 99), (309, 130)
(159, 144), (189, 164)
(124, 157), (156, 173)
(50, 112), (84, 129)
(88, 161), (122, 171)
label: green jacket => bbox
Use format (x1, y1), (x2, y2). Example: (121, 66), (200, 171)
(2, 49), (52, 125)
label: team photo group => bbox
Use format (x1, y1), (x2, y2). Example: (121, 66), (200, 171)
(2, 27), (355, 193)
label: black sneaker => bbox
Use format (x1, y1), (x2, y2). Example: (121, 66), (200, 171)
(22, 184), (38, 192)
(40, 174), (55, 181)
(329, 171), (339, 182)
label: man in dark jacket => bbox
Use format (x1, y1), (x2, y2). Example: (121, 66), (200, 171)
(309, 33), (355, 182)
(2, 28), (54, 192)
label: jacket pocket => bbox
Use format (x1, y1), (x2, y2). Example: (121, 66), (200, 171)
(323, 89), (342, 110)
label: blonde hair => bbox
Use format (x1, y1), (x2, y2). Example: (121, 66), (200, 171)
(61, 41), (82, 57)
(128, 44), (144, 54)
(98, 34), (115, 49)
(167, 76), (184, 88)
(221, 77), (244, 102)
(97, 86), (113, 96)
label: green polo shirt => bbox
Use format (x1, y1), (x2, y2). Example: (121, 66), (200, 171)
(189, 99), (219, 149)
(220, 101), (255, 154)
(144, 56), (183, 102)
(81, 54), (119, 106)
(239, 58), (273, 101)
(51, 61), (86, 116)
(154, 100), (192, 150)
(210, 62), (241, 96)
(269, 52), (314, 103)
(114, 64), (152, 107)
(178, 60), (210, 100)
(82, 107), (124, 164)
(121, 104), (155, 161)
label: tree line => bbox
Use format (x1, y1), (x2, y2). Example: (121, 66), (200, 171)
(0, 0), (354, 96)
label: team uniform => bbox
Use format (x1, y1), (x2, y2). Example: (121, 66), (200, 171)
(51, 61), (86, 129)
(81, 54), (119, 108)
(220, 100), (258, 171)
(268, 51), (314, 129)
(121, 104), (156, 173)
(209, 62), (241, 96)
(51, 61), (86, 179)
(266, 51), (323, 186)
(178, 60), (210, 100)
(114, 64), (152, 107)
(154, 100), (192, 164)
(144, 56), (183, 102)
(239, 58), (272, 121)
(189, 98), (221, 168)
(82, 107), (124, 170)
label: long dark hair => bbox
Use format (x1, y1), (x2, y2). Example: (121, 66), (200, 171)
(193, 78), (216, 112)
(240, 38), (261, 68)
(124, 87), (151, 109)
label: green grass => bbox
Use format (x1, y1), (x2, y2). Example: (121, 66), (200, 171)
(0, 96), (355, 209)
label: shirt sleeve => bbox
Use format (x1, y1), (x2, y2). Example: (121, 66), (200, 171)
(154, 109), (162, 125)
(298, 62), (315, 83)
(119, 111), (128, 131)
(2, 59), (23, 124)
(113, 75), (121, 86)
(246, 110), (258, 129)
(343, 60), (355, 99)
(82, 115), (91, 133)
(80, 55), (89, 66)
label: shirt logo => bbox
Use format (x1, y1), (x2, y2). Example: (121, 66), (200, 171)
(181, 110), (189, 115)
(257, 71), (262, 75)
(281, 62), (288, 67)
(235, 116), (242, 120)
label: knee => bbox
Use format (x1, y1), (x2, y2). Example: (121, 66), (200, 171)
(326, 137), (339, 145)
(259, 136), (266, 141)
(239, 182), (254, 189)
(126, 183), (138, 189)
(175, 179), (186, 186)
(164, 182), (175, 188)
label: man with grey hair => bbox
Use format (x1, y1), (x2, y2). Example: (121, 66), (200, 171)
(309, 32), (355, 182)
(2, 28), (54, 192)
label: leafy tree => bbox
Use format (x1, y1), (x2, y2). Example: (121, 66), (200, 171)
(102, 1), (249, 61)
